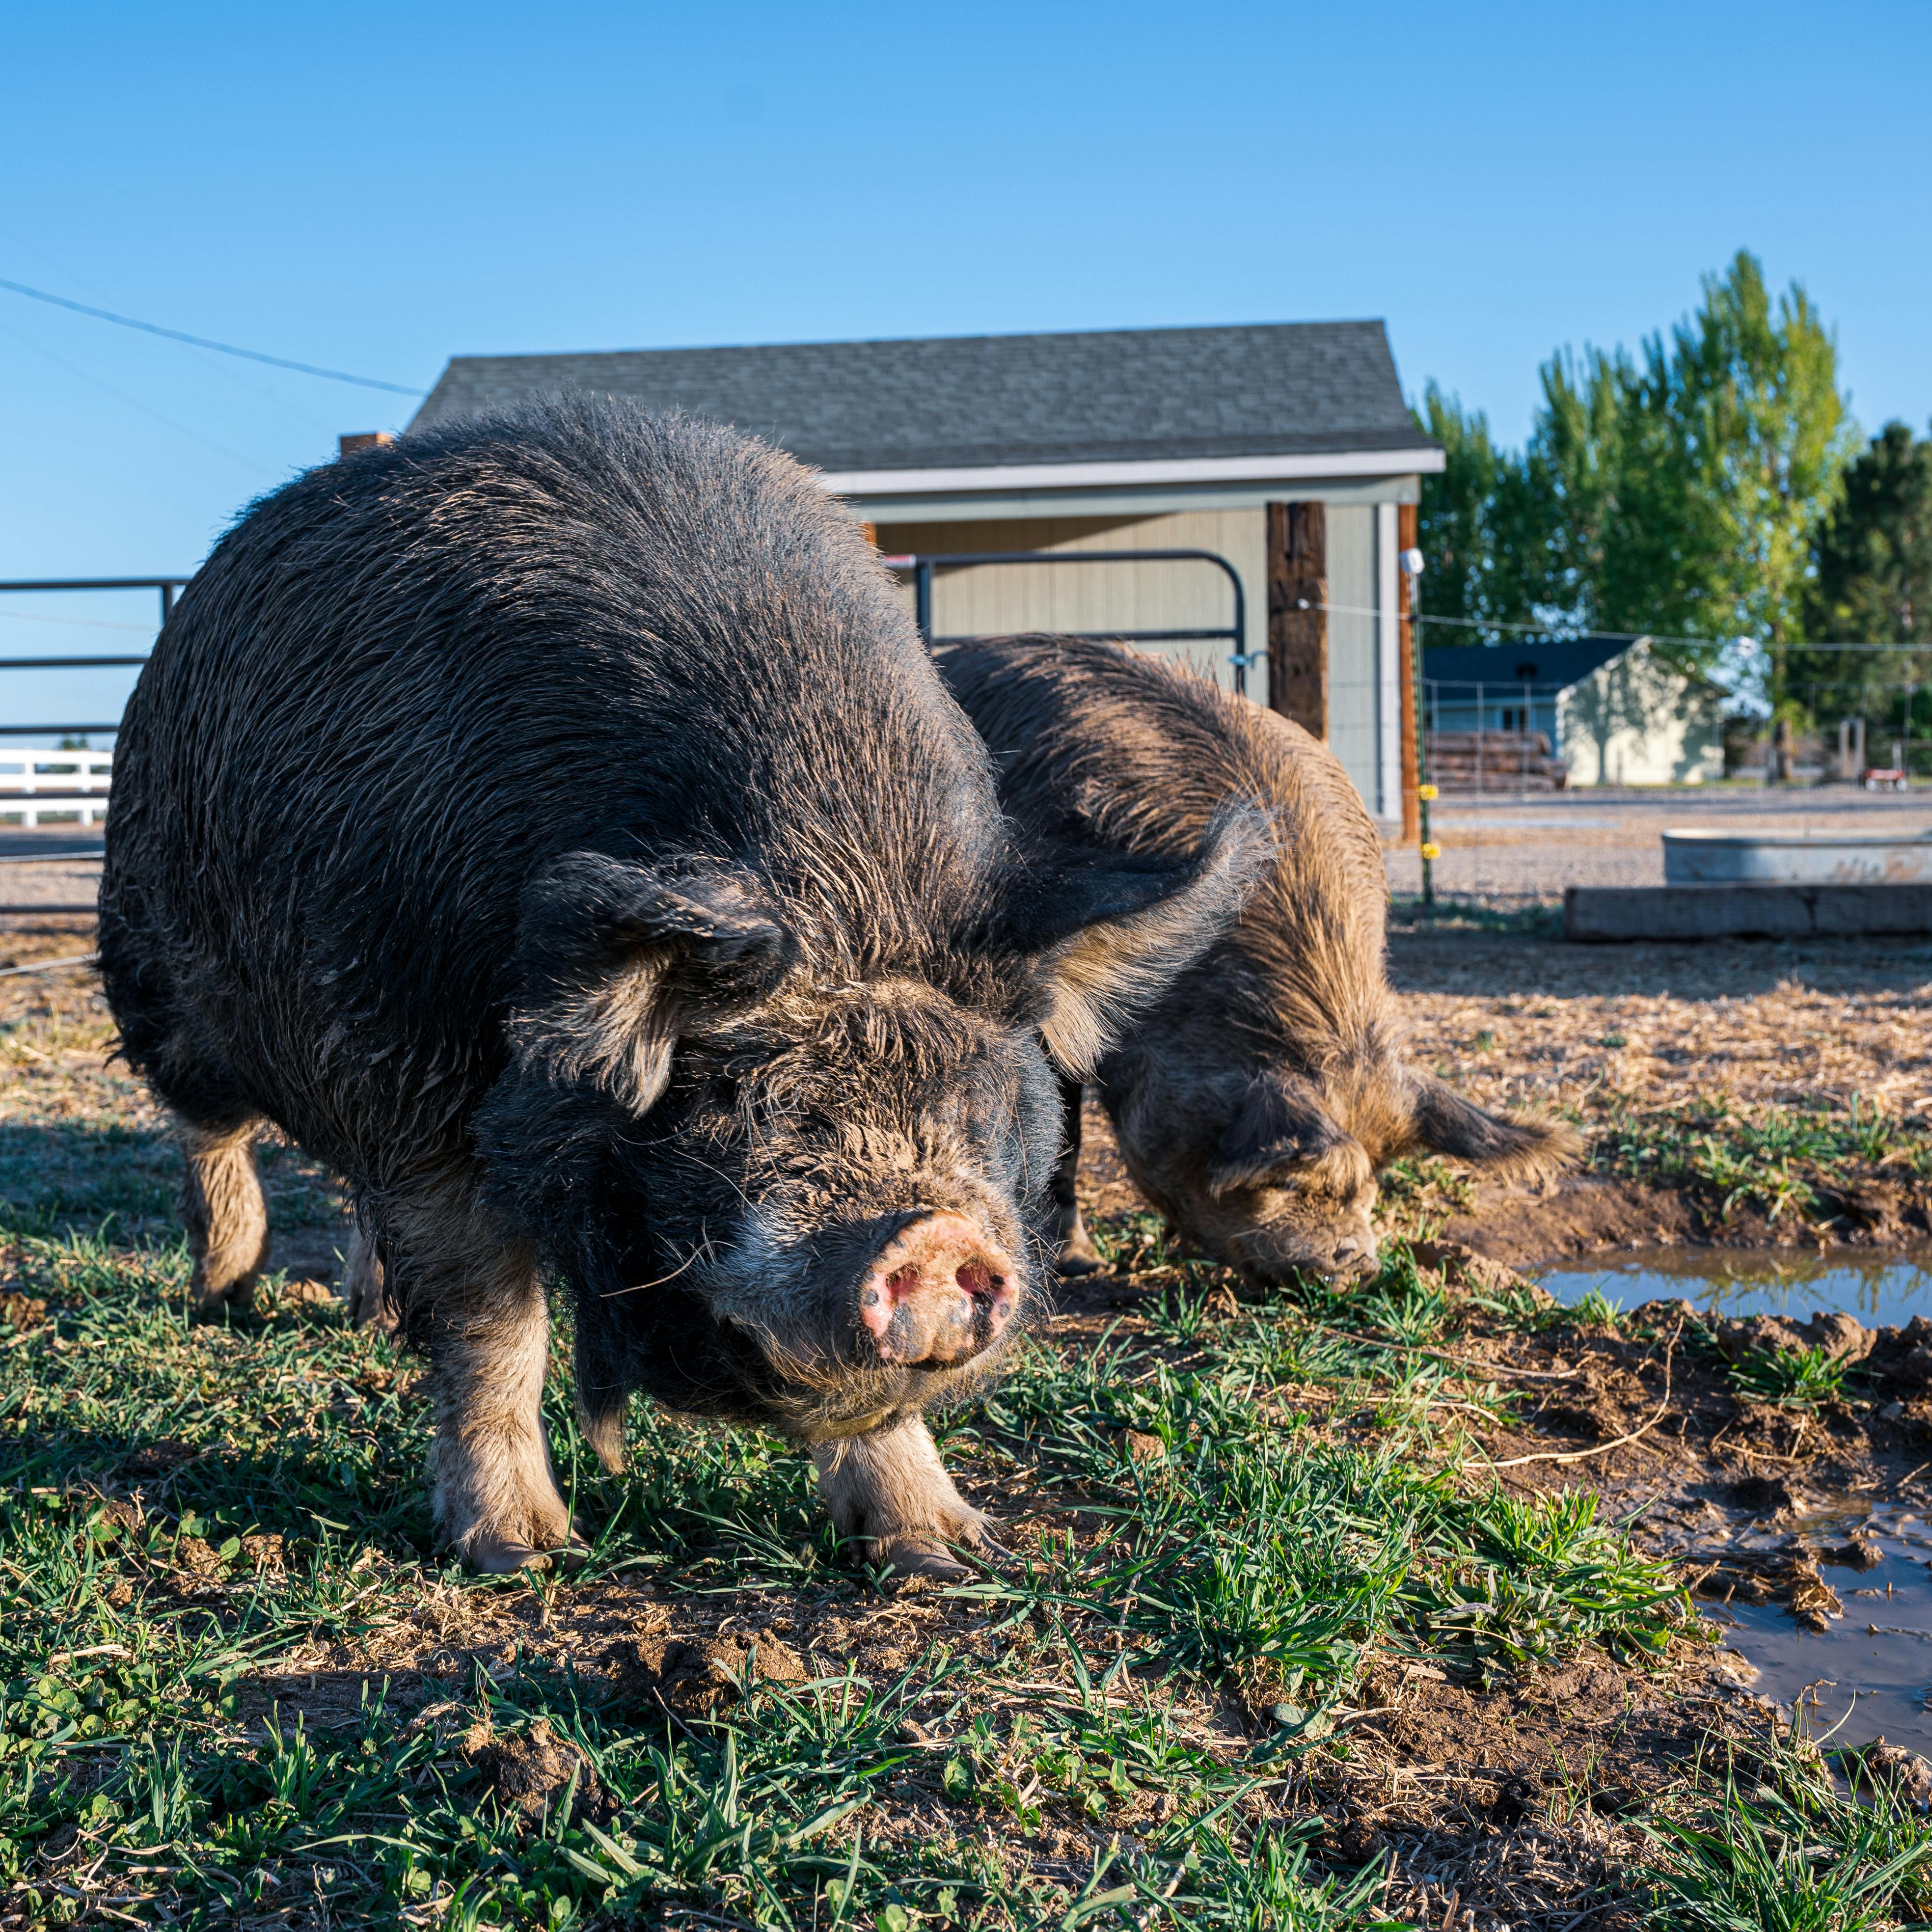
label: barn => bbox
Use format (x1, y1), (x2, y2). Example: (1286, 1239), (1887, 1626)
(409, 322), (1442, 823)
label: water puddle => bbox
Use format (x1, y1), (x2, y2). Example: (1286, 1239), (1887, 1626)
(1704, 1503), (1932, 1756)
(1535, 1247), (1932, 1754)
(1537, 1246), (1932, 1326)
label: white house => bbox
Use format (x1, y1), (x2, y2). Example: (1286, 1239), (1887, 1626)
(1421, 635), (1724, 787)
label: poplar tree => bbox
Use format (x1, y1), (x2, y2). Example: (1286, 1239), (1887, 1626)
(1417, 251), (1855, 680)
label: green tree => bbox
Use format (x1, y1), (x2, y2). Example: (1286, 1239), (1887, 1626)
(1414, 383), (1543, 636)
(1789, 421), (1932, 731)
(1417, 251), (1855, 678)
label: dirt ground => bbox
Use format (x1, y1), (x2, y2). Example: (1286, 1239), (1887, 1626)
(11, 908), (1932, 1928)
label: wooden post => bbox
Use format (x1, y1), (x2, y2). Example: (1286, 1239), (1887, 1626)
(1397, 502), (1420, 842)
(1267, 501), (1327, 737)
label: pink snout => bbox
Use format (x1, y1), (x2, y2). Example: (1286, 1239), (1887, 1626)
(858, 1212), (1020, 1368)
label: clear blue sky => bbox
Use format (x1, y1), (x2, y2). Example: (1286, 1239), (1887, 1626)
(2, 0), (1928, 723)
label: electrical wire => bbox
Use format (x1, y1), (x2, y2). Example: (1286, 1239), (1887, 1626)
(0, 275), (423, 395)
(1306, 599), (1929, 655)
(0, 314), (274, 476)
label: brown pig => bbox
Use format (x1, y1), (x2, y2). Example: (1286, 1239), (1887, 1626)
(942, 633), (1577, 1282)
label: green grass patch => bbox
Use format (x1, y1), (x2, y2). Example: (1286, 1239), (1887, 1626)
(1594, 1092), (1932, 1223)
(1637, 1753), (1932, 1931)
(0, 1201), (1695, 1925)
(1723, 1344), (1849, 1411)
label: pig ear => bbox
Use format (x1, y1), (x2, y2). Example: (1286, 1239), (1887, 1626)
(1206, 1071), (1350, 1197)
(1024, 809), (1267, 1077)
(1404, 1075), (1582, 1179)
(512, 850), (794, 1113)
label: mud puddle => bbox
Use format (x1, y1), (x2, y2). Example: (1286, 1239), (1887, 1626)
(1701, 1502), (1932, 1755)
(1538, 1245), (1932, 1325)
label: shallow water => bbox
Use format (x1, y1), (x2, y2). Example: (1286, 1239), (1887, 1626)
(1710, 1503), (1932, 1756)
(1537, 1246), (1932, 1327)
(1538, 1247), (1932, 1752)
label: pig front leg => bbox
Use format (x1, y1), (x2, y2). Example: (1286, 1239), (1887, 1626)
(1049, 1074), (1102, 1276)
(401, 1194), (578, 1572)
(813, 1415), (995, 1580)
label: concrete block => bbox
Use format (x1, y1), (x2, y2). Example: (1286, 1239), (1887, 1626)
(1811, 884), (1932, 935)
(1563, 884), (1932, 942)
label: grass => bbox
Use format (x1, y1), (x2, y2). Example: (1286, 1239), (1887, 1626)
(1592, 1093), (1932, 1226)
(1384, 898), (1564, 938)
(1723, 1344), (1850, 1411)
(0, 1181), (1714, 1929)
(1636, 1744), (1932, 1932)
(0, 948), (1922, 1928)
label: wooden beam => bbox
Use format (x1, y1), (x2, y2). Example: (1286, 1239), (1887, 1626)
(1397, 501), (1420, 843)
(1266, 501), (1327, 738)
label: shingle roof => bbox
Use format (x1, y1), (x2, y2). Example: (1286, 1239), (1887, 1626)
(1422, 637), (1722, 691)
(408, 322), (1428, 472)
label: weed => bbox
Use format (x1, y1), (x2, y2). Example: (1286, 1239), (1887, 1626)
(1595, 1094), (1932, 1224)
(1725, 1344), (1849, 1409)
(1637, 1764), (1932, 1931)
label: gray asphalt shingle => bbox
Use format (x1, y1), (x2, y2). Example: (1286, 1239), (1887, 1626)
(408, 321), (1427, 471)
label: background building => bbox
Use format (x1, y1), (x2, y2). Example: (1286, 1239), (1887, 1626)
(411, 322), (1442, 822)
(1422, 635), (1726, 788)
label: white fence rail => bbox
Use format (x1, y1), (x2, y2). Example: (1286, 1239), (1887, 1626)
(0, 750), (113, 827)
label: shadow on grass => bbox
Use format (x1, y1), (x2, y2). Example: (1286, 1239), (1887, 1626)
(0, 1119), (346, 1243)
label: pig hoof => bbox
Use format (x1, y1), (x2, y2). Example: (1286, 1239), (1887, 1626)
(466, 1530), (590, 1575)
(191, 1279), (256, 1318)
(1053, 1205), (1104, 1277)
(876, 1526), (1003, 1581)
(878, 1537), (973, 1581)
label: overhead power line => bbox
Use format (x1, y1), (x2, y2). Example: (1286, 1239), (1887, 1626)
(1312, 599), (1925, 655)
(0, 275), (424, 395)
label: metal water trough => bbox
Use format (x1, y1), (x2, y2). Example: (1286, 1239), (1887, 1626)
(1662, 827), (1932, 886)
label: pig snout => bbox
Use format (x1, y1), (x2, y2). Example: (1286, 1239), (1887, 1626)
(858, 1212), (1019, 1368)
(1329, 1232), (1378, 1277)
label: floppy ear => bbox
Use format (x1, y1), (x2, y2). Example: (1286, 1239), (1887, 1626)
(1206, 1071), (1350, 1197)
(1021, 809), (1267, 1077)
(511, 850), (794, 1113)
(1404, 1074), (1581, 1180)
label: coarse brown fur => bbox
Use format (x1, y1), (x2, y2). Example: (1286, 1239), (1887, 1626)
(943, 634), (1578, 1281)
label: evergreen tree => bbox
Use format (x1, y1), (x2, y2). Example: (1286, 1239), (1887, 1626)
(1789, 421), (1932, 729)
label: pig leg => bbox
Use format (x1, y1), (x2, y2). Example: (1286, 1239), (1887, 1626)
(1049, 1073), (1103, 1276)
(813, 1414), (995, 1580)
(340, 1224), (397, 1334)
(177, 1114), (271, 1314)
(403, 1196), (577, 1571)
(573, 1300), (630, 1476)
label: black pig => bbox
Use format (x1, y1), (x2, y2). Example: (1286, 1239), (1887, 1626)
(99, 405), (1253, 1576)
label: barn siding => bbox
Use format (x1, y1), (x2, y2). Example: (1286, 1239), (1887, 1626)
(874, 499), (1403, 823)
(1324, 506), (1381, 812)
(873, 510), (1270, 706)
